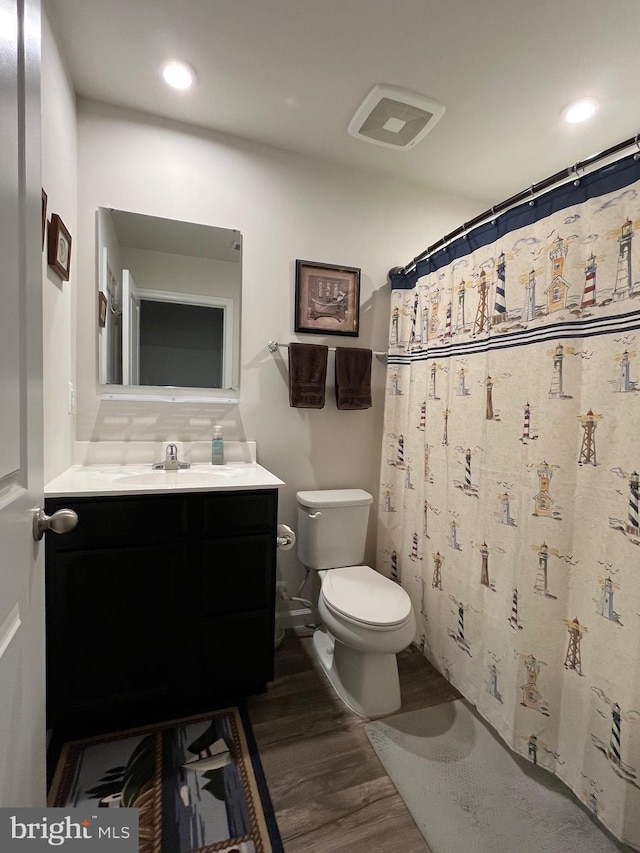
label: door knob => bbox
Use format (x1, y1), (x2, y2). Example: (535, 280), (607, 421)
(32, 507), (78, 541)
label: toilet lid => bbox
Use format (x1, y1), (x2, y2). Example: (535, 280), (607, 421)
(321, 565), (412, 627)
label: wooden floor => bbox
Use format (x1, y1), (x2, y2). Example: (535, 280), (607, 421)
(248, 630), (459, 852)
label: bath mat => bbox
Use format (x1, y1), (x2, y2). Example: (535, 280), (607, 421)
(48, 704), (283, 853)
(366, 699), (630, 853)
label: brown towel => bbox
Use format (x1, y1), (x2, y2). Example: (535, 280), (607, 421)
(288, 343), (329, 408)
(335, 347), (372, 410)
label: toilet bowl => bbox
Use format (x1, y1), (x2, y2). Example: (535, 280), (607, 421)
(296, 488), (416, 717)
(313, 565), (416, 717)
(319, 565), (415, 652)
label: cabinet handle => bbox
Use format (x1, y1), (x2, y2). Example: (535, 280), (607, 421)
(32, 507), (79, 541)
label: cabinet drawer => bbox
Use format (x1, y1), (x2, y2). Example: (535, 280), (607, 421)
(199, 489), (277, 537)
(45, 495), (187, 550)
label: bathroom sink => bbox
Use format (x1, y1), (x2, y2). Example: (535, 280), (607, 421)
(113, 466), (246, 485)
(44, 460), (285, 497)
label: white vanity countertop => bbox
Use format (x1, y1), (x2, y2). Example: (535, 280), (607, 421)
(45, 462), (285, 497)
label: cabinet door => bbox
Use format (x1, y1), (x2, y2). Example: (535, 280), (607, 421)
(200, 613), (274, 694)
(46, 543), (186, 730)
(201, 534), (274, 615)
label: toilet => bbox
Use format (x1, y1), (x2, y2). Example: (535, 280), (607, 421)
(296, 488), (416, 718)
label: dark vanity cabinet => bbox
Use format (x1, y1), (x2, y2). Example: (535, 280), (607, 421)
(45, 488), (278, 736)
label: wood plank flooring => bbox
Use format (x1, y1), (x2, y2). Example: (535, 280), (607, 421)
(248, 630), (459, 852)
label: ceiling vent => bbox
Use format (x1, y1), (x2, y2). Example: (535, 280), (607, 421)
(348, 84), (445, 150)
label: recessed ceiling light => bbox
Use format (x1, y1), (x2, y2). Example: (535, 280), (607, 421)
(563, 97), (599, 124)
(162, 60), (195, 91)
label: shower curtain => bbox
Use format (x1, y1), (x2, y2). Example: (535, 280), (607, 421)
(378, 155), (640, 847)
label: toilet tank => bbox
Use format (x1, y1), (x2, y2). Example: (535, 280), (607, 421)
(296, 489), (373, 570)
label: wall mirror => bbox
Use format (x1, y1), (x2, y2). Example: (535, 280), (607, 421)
(97, 208), (242, 402)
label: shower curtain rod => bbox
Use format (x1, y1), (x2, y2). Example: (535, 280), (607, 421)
(396, 132), (640, 276)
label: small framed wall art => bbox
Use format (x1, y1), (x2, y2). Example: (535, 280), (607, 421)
(295, 259), (361, 336)
(98, 291), (108, 328)
(41, 189), (47, 249)
(47, 213), (72, 280)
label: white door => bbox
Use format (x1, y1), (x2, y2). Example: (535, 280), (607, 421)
(0, 0), (46, 806)
(122, 269), (140, 385)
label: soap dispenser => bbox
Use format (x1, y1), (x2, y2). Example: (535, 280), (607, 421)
(211, 425), (225, 465)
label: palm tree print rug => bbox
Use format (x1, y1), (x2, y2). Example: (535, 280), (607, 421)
(48, 705), (283, 853)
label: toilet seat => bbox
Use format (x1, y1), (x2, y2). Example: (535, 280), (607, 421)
(321, 565), (412, 628)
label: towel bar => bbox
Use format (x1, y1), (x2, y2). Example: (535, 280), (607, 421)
(268, 340), (387, 359)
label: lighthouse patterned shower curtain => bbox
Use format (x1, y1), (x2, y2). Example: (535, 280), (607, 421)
(378, 155), (640, 847)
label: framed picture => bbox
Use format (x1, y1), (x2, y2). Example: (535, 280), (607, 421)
(295, 260), (361, 336)
(98, 291), (108, 328)
(47, 213), (72, 280)
(41, 189), (47, 249)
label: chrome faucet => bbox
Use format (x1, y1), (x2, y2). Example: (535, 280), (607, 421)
(152, 443), (191, 470)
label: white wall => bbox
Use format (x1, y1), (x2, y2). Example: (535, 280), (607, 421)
(41, 10), (77, 483)
(70, 100), (481, 602)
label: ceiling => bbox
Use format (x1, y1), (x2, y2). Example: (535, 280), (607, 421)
(47, 0), (640, 206)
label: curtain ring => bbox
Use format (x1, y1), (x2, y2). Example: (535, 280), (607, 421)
(573, 162), (583, 186)
(634, 133), (640, 161)
(528, 185), (535, 207)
